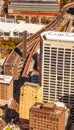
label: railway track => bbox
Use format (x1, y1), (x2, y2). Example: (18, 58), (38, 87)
(4, 15), (62, 79)
(4, 2), (74, 80)
(5, 2), (74, 113)
(22, 38), (40, 77)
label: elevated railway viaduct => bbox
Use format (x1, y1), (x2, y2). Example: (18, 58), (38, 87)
(5, 3), (74, 121)
(4, 15), (62, 80)
(4, 2), (74, 80)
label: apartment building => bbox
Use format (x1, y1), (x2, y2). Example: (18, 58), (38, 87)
(19, 82), (42, 120)
(40, 31), (74, 107)
(29, 102), (69, 130)
(0, 75), (13, 101)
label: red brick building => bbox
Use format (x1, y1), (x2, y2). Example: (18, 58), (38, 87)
(29, 102), (69, 130)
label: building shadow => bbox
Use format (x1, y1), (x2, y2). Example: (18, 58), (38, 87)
(57, 94), (74, 130)
(67, 8), (74, 15)
(4, 106), (19, 124)
(30, 74), (39, 84)
(13, 76), (29, 103)
(14, 47), (22, 57)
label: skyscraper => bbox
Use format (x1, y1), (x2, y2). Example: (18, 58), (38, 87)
(40, 31), (74, 107)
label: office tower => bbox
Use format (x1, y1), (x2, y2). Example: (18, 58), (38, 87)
(40, 31), (74, 107)
(19, 82), (42, 120)
(0, 75), (13, 101)
(29, 102), (69, 130)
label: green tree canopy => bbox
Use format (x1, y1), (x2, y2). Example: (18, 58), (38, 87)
(4, 0), (9, 6)
(5, 127), (12, 130)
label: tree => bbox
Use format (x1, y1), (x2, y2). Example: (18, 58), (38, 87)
(4, 0), (9, 6)
(3, 0), (9, 14)
(5, 127), (12, 130)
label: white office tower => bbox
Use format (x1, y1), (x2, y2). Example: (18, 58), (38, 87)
(40, 31), (74, 107)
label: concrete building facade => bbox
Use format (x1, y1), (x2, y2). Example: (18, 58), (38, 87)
(40, 31), (74, 107)
(29, 102), (69, 130)
(19, 82), (42, 120)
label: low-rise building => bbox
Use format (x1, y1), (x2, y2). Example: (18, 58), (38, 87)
(29, 102), (69, 130)
(0, 75), (13, 102)
(3, 123), (20, 130)
(0, 118), (6, 130)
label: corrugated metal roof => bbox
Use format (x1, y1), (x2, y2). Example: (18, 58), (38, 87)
(42, 31), (74, 42)
(0, 21), (45, 34)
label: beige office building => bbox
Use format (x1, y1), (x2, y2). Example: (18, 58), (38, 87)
(19, 82), (42, 120)
(0, 75), (13, 101)
(29, 102), (69, 130)
(40, 31), (74, 107)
